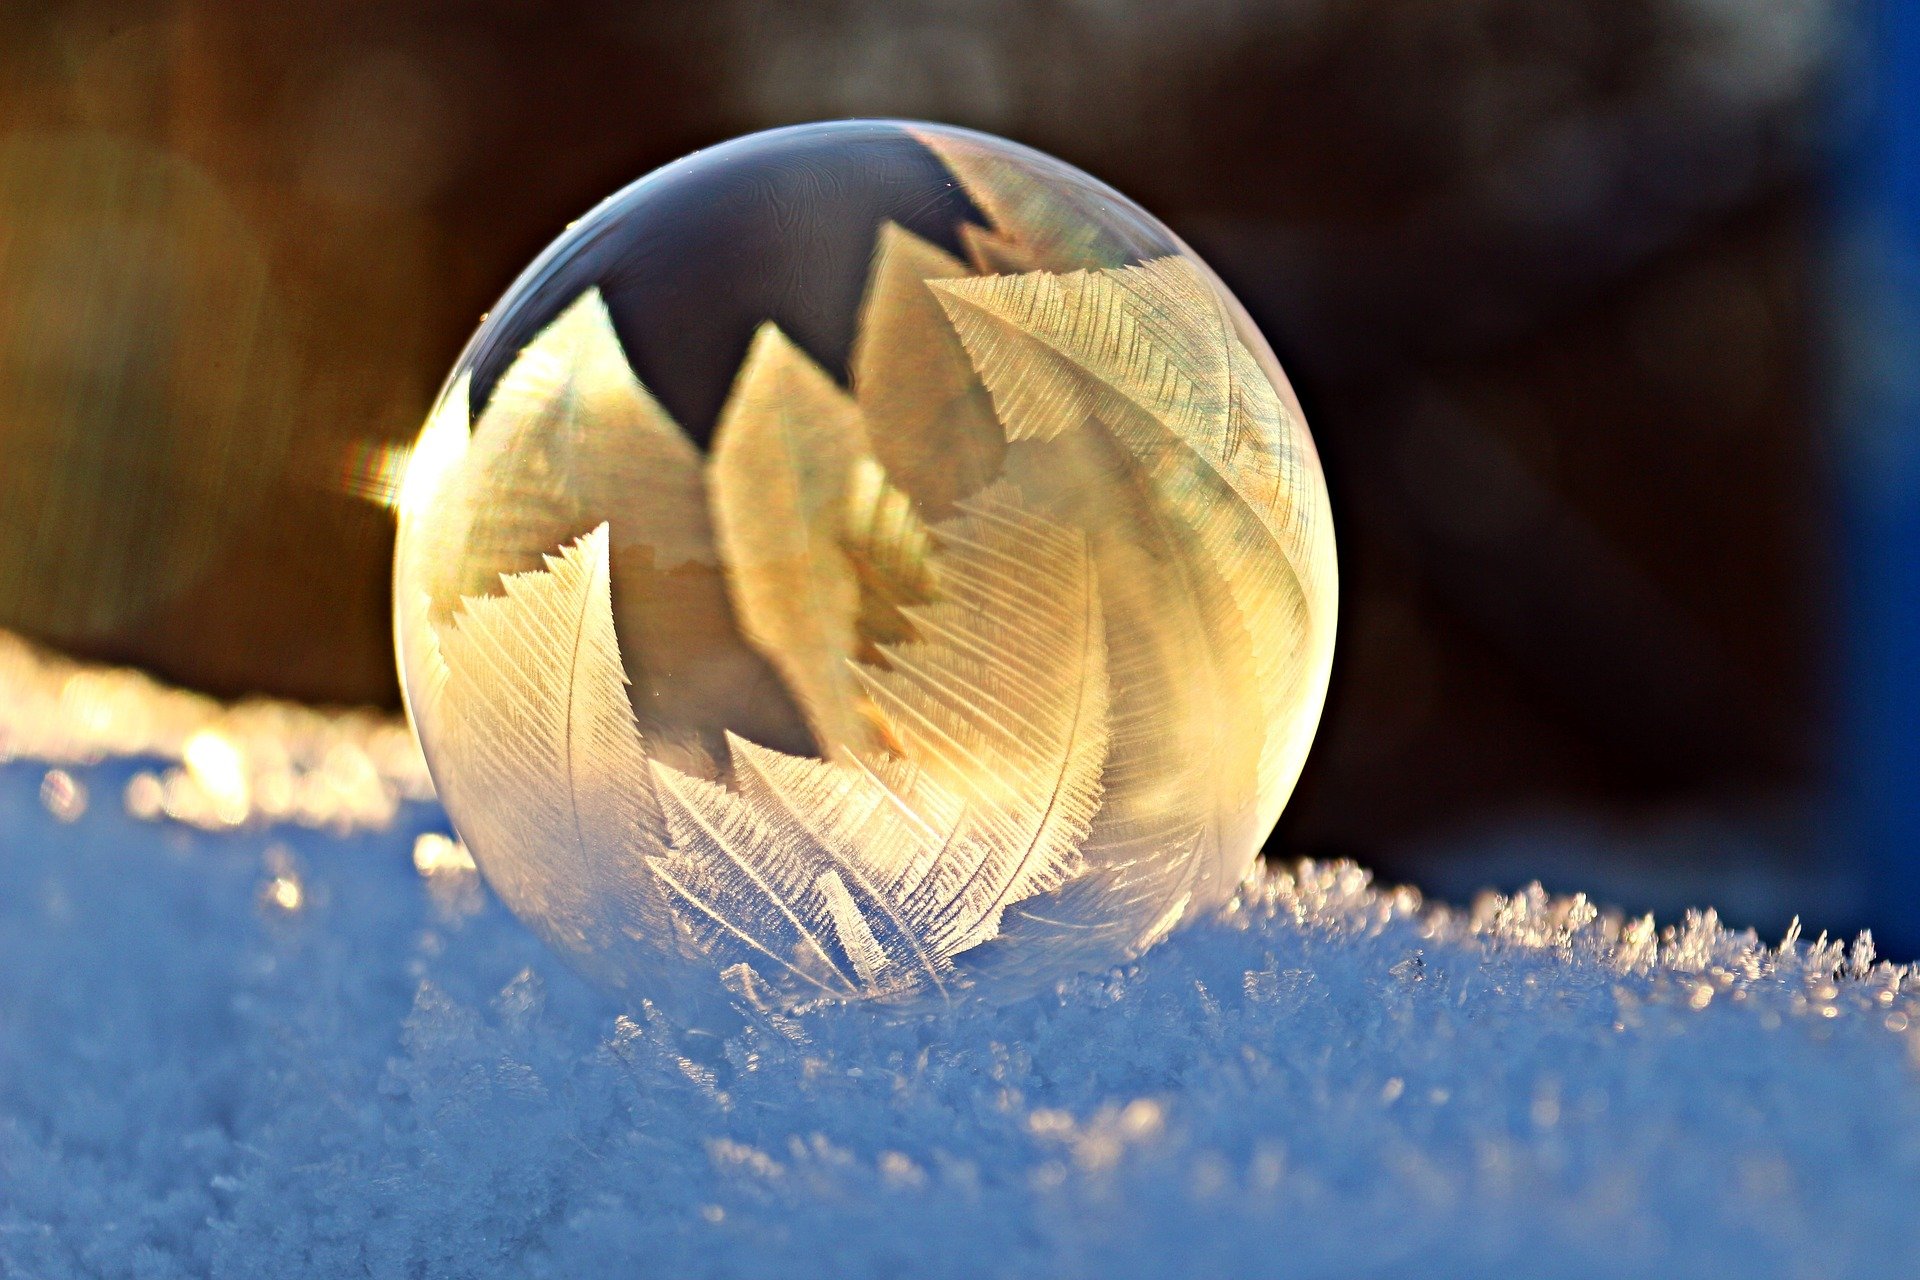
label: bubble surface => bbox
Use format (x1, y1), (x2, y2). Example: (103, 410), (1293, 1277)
(394, 121), (1336, 1011)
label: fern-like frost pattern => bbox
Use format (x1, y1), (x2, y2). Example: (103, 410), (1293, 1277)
(645, 484), (1109, 1000)
(393, 124), (1334, 1010)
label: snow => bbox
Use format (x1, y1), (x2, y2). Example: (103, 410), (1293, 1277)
(4, 758), (1920, 1279)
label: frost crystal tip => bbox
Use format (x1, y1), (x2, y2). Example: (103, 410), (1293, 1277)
(394, 121), (1337, 1013)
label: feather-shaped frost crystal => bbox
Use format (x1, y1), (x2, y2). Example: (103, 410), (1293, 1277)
(394, 121), (1337, 1014)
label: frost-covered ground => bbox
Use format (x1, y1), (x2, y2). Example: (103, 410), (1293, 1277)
(4, 759), (1920, 1279)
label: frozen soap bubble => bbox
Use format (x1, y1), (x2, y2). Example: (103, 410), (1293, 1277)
(394, 121), (1337, 1013)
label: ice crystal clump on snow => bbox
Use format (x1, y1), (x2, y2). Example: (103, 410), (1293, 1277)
(393, 122), (1337, 1010)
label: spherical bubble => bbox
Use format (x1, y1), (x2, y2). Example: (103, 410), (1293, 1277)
(394, 121), (1336, 1014)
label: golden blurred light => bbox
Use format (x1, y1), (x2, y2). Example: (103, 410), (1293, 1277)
(38, 768), (87, 822)
(0, 131), (294, 644)
(124, 771), (164, 821)
(412, 831), (483, 917)
(340, 439), (416, 511)
(264, 875), (304, 911)
(183, 729), (250, 826)
(1, 627), (432, 832)
(259, 846), (306, 913)
(411, 831), (476, 877)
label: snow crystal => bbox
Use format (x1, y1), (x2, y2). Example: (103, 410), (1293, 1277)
(3, 759), (1918, 1278)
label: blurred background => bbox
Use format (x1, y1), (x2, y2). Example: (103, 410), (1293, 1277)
(1, 0), (1913, 948)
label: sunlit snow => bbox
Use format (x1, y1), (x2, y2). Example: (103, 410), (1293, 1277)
(4, 755), (1917, 1278)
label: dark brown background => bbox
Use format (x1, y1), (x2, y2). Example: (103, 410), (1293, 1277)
(0, 0), (1848, 930)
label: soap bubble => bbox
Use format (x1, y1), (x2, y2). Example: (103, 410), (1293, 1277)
(394, 121), (1336, 1013)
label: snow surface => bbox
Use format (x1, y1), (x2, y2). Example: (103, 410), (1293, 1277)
(4, 759), (1919, 1279)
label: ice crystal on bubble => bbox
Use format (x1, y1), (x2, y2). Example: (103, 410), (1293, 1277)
(392, 122), (1337, 1010)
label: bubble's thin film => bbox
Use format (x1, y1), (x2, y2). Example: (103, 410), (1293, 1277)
(394, 121), (1337, 1013)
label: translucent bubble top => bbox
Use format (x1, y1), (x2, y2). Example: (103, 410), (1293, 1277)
(394, 121), (1337, 1012)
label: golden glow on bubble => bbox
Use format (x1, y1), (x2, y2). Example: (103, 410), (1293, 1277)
(394, 122), (1337, 1011)
(397, 383), (471, 522)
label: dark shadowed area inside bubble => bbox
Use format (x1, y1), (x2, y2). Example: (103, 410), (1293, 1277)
(462, 122), (988, 445)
